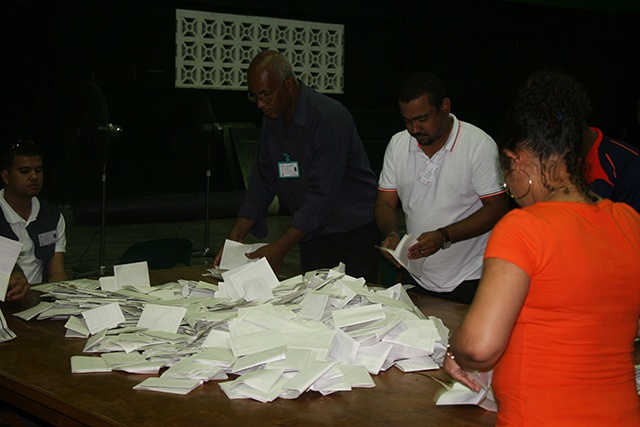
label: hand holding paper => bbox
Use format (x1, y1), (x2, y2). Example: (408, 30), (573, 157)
(219, 239), (268, 270)
(376, 234), (424, 278)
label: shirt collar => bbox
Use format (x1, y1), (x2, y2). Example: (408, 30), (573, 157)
(0, 188), (40, 225)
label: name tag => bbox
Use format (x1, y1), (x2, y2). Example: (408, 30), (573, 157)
(278, 161), (300, 178)
(417, 161), (439, 186)
(38, 230), (58, 247)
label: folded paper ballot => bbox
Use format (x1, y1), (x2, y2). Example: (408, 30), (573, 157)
(70, 356), (112, 373)
(376, 234), (424, 278)
(219, 239), (268, 270)
(0, 235), (23, 302)
(0, 308), (17, 342)
(20, 264), (452, 402)
(133, 377), (203, 395)
(435, 370), (497, 412)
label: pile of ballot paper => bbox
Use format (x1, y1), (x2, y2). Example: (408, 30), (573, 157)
(16, 257), (455, 401)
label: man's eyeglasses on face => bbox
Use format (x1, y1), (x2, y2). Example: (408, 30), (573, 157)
(246, 75), (292, 104)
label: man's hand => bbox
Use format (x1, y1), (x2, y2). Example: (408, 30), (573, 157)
(379, 233), (401, 268)
(407, 230), (442, 259)
(244, 243), (287, 277)
(213, 217), (256, 268)
(6, 269), (30, 302)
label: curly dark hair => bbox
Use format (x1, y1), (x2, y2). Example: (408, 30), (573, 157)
(397, 72), (446, 110)
(498, 69), (593, 197)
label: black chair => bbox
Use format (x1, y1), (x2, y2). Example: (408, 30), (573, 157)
(119, 238), (193, 270)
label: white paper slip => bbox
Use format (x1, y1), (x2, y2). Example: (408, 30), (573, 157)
(337, 364), (375, 388)
(0, 308), (17, 342)
(231, 346), (286, 374)
(114, 261), (150, 289)
(435, 370), (497, 412)
(99, 276), (118, 292)
(117, 361), (165, 375)
(136, 304), (187, 334)
(133, 377), (202, 395)
(101, 351), (147, 369)
(229, 329), (286, 357)
(65, 316), (90, 337)
(394, 356), (440, 372)
(281, 361), (336, 395)
(376, 234), (424, 278)
(222, 258), (279, 301)
(0, 236), (23, 302)
(71, 356), (112, 373)
(0, 236), (22, 275)
(82, 302), (126, 335)
(332, 303), (385, 329)
(219, 239), (268, 270)
(13, 301), (54, 321)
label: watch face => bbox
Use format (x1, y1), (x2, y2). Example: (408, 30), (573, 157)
(442, 240), (451, 249)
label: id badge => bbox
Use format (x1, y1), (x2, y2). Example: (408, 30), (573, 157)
(38, 230), (58, 247)
(417, 161), (439, 186)
(278, 152), (299, 178)
(278, 161), (299, 178)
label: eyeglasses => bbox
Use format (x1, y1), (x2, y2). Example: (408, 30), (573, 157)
(246, 75), (292, 104)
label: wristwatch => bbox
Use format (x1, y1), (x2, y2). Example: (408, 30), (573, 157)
(438, 227), (451, 249)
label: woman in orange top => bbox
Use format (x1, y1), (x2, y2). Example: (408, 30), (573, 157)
(444, 73), (640, 426)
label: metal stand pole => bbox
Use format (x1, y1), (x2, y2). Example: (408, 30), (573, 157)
(99, 162), (107, 275)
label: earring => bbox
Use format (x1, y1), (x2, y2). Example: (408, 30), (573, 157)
(503, 170), (532, 200)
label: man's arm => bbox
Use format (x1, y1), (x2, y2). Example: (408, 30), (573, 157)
(213, 216), (307, 276)
(246, 226), (308, 276)
(407, 193), (510, 259)
(374, 189), (401, 267)
(47, 252), (68, 283)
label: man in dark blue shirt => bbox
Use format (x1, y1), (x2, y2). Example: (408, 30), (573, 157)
(214, 50), (380, 281)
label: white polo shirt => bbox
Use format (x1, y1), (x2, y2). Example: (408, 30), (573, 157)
(0, 189), (66, 284)
(378, 114), (504, 292)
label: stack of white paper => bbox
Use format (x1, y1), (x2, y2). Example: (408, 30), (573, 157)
(18, 262), (451, 402)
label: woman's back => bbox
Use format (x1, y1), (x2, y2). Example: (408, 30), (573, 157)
(486, 199), (640, 426)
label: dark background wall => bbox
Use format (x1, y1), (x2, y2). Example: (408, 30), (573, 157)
(2, 0), (639, 209)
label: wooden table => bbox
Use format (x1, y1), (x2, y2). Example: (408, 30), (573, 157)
(0, 266), (496, 426)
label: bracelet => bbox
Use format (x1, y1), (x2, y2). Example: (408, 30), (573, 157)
(386, 232), (400, 239)
(446, 344), (455, 361)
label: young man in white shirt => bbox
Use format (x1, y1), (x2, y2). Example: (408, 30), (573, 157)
(0, 140), (67, 301)
(376, 72), (510, 304)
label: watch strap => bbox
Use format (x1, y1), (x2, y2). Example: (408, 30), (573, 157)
(438, 227), (451, 249)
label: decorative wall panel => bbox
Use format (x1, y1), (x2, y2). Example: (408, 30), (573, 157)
(176, 10), (344, 93)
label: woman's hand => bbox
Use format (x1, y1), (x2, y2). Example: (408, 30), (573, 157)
(443, 351), (483, 393)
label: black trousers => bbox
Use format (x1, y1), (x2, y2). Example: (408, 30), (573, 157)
(299, 222), (381, 283)
(401, 270), (479, 305)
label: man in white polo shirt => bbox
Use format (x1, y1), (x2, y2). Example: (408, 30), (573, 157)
(375, 72), (510, 304)
(0, 140), (67, 301)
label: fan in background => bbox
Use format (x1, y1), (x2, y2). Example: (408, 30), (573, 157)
(65, 81), (122, 277)
(174, 89), (223, 258)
